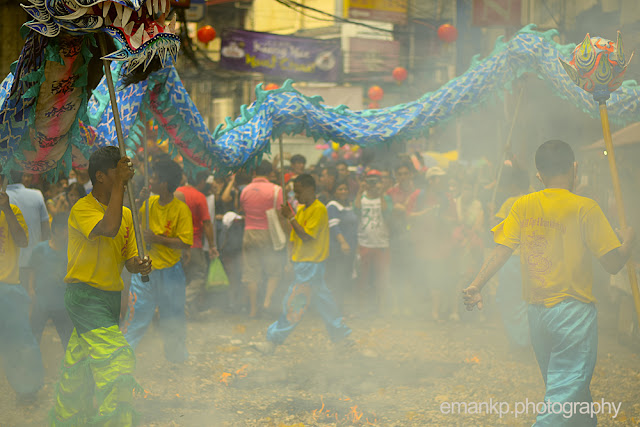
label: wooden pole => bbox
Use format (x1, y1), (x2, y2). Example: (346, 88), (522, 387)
(599, 102), (640, 328)
(278, 136), (286, 192)
(490, 86), (525, 212)
(141, 111), (150, 250)
(98, 34), (149, 282)
(1, 178), (7, 193)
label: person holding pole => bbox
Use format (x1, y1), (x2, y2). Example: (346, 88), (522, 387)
(463, 140), (635, 426)
(121, 159), (193, 363)
(51, 146), (152, 426)
(251, 174), (351, 354)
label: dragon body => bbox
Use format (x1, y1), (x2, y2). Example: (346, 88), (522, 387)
(0, 0), (179, 177)
(3, 21), (640, 177)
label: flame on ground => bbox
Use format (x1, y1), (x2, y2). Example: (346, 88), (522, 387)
(465, 355), (481, 364)
(311, 395), (377, 425)
(219, 372), (233, 386)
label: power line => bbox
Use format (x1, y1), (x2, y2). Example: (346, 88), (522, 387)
(274, 0), (398, 34)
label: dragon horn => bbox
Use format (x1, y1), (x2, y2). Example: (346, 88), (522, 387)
(558, 57), (580, 85)
(616, 31), (625, 66)
(574, 33), (596, 71)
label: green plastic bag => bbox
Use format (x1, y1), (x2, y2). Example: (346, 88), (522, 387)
(206, 257), (229, 291)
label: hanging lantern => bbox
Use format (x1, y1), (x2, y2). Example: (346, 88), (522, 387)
(197, 25), (217, 44)
(368, 101), (380, 109)
(331, 141), (340, 151)
(264, 83), (280, 91)
(368, 85), (384, 101)
(437, 24), (458, 43)
(392, 67), (408, 83)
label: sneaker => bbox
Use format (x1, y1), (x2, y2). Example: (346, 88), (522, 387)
(337, 337), (356, 350)
(249, 341), (277, 355)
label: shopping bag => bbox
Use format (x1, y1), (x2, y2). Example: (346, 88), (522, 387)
(266, 185), (287, 251)
(206, 257), (229, 291)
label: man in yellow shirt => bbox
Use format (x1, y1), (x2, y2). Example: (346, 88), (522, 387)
(463, 140), (635, 426)
(121, 160), (193, 363)
(252, 174), (351, 354)
(0, 183), (44, 405)
(51, 147), (152, 427)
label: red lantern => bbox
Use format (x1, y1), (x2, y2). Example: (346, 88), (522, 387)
(197, 25), (217, 44)
(368, 85), (384, 101)
(264, 83), (280, 91)
(368, 101), (380, 109)
(437, 24), (458, 43)
(392, 67), (408, 83)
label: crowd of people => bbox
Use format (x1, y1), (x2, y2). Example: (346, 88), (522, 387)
(0, 140), (634, 426)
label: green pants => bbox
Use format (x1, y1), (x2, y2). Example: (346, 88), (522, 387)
(51, 283), (141, 427)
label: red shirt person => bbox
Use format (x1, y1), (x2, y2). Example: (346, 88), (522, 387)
(176, 171), (217, 313)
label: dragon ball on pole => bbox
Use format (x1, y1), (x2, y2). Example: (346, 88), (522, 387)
(560, 31), (640, 328)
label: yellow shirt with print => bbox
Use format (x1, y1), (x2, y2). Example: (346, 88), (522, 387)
(496, 195), (524, 256)
(65, 195), (138, 291)
(140, 196), (193, 270)
(492, 188), (621, 307)
(495, 196), (521, 220)
(0, 205), (29, 284)
(290, 199), (329, 263)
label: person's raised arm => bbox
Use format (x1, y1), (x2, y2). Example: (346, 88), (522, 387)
(0, 193), (28, 247)
(280, 203), (313, 241)
(221, 175), (235, 204)
(90, 157), (133, 239)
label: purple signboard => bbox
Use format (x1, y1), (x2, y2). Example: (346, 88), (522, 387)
(220, 29), (342, 82)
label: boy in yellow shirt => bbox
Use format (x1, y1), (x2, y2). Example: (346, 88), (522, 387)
(51, 146), (152, 427)
(252, 174), (351, 354)
(121, 160), (193, 363)
(0, 183), (44, 405)
(463, 140), (635, 426)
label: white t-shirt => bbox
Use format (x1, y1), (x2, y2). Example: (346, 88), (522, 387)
(357, 195), (390, 248)
(6, 184), (49, 267)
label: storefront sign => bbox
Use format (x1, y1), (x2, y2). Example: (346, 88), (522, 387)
(220, 29), (342, 82)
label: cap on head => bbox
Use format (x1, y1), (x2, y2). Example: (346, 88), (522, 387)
(425, 166), (446, 179)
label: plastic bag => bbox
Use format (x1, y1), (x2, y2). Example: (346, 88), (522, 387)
(206, 257), (229, 290)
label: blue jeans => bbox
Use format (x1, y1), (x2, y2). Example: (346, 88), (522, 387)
(267, 262), (351, 345)
(122, 263), (188, 363)
(0, 283), (44, 395)
(528, 299), (598, 426)
(496, 256), (530, 348)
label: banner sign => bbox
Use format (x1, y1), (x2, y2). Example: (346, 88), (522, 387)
(346, 38), (399, 74)
(345, 0), (408, 25)
(472, 0), (522, 27)
(220, 29), (342, 82)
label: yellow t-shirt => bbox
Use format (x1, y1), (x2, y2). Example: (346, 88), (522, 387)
(496, 195), (523, 256)
(65, 195), (138, 291)
(290, 199), (329, 263)
(0, 205), (29, 284)
(495, 196), (521, 220)
(493, 188), (621, 307)
(140, 196), (193, 270)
